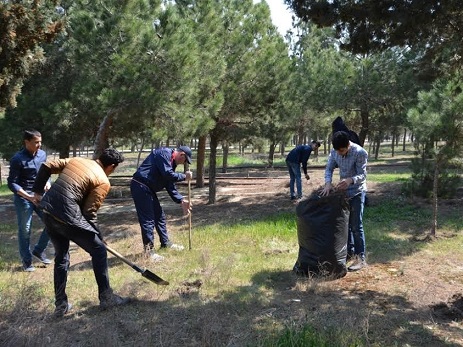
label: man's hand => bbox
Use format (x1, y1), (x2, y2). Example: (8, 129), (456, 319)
(185, 171), (193, 181)
(320, 183), (332, 197)
(305, 174), (310, 180)
(181, 199), (192, 215)
(336, 177), (353, 191)
(31, 192), (42, 205)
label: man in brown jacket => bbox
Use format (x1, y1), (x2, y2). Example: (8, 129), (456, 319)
(32, 148), (129, 317)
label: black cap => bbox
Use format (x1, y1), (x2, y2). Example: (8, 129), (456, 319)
(178, 145), (192, 164)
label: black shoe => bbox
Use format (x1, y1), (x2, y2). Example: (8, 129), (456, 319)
(54, 302), (72, 318)
(99, 290), (130, 309)
(32, 250), (52, 265)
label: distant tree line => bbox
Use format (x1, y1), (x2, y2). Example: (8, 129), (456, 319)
(1, 0), (463, 207)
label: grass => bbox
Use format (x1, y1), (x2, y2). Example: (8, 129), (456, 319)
(0, 185), (11, 197)
(1, 147), (462, 346)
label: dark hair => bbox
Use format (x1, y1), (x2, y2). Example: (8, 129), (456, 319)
(99, 148), (124, 168)
(311, 140), (321, 148)
(24, 129), (41, 141)
(332, 131), (350, 150)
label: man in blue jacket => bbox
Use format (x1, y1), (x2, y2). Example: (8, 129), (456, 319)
(285, 140), (321, 200)
(7, 129), (51, 272)
(131, 146), (193, 261)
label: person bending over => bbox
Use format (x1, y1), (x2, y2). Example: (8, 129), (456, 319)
(131, 146), (192, 262)
(32, 148), (130, 317)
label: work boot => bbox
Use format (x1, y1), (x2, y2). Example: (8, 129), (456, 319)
(99, 290), (130, 310)
(54, 302), (73, 318)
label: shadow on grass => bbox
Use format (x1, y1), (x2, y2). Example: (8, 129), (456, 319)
(0, 268), (460, 346)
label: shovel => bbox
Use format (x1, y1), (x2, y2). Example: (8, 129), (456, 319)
(106, 245), (169, 285)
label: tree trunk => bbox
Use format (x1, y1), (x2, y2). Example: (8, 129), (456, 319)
(297, 125), (304, 145)
(195, 135), (206, 188)
(93, 113), (113, 159)
(374, 135), (381, 160)
(402, 128), (407, 151)
(136, 137), (145, 168)
(59, 145), (70, 159)
(391, 133), (395, 157)
(222, 141), (229, 173)
(208, 132), (218, 204)
(358, 106), (369, 147)
(430, 157), (440, 237)
(268, 140), (276, 168)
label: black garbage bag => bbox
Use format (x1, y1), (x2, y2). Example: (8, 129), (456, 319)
(293, 190), (349, 279)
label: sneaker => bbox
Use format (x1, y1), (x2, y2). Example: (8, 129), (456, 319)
(32, 250), (52, 265)
(23, 264), (36, 272)
(148, 251), (165, 262)
(346, 253), (355, 263)
(347, 259), (367, 272)
(144, 247), (165, 262)
(162, 242), (184, 251)
(54, 302), (72, 318)
(99, 290), (130, 310)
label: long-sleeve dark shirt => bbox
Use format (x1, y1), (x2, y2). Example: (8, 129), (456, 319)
(7, 148), (47, 194)
(132, 148), (186, 203)
(285, 145), (313, 175)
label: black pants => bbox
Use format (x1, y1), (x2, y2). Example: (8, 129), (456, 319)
(43, 214), (111, 307)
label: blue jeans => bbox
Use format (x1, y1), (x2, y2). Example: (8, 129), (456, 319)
(286, 161), (302, 198)
(43, 213), (111, 307)
(130, 179), (170, 248)
(348, 192), (366, 259)
(14, 194), (49, 266)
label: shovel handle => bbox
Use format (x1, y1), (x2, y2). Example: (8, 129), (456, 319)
(106, 245), (139, 269)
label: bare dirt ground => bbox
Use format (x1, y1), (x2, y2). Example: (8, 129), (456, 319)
(1, 166), (462, 346)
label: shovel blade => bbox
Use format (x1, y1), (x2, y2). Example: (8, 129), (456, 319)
(142, 269), (169, 285)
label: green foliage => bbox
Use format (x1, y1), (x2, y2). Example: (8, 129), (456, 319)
(401, 157), (461, 198)
(286, 0), (463, 79)
(0, 1), (65, 112)
(405, 76), (463, 199)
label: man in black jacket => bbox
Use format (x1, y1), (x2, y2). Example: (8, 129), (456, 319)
(32, 148), (129, 318)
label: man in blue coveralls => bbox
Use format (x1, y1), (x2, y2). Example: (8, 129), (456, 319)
(130, 146), (193, 262)
(285, 140), (321, 200)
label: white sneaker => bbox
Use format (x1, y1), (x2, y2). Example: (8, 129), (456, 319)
(149, 251), (165, 262)
(163, 242), (184, 251)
